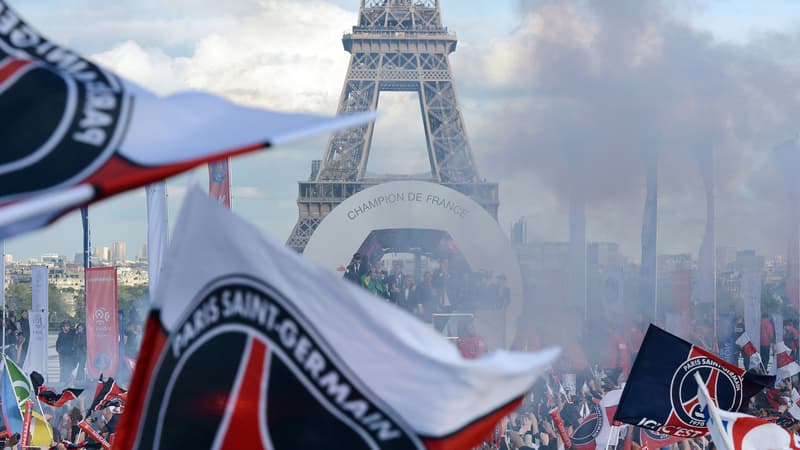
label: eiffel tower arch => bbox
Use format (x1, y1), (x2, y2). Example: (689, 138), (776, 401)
(287, 0), (499, 252)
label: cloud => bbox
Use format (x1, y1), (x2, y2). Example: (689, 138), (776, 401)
(89, 1), (354, 113)
(233, 186), (266, 199)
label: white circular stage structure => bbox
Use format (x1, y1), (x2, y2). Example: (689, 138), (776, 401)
(303, 181), (522, 348)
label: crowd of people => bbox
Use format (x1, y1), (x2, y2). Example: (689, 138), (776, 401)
(342, 252), (511, 322)
(3, 310), (30, 366)
(469, 309), (800, 450)
(0, 308), (143, 449)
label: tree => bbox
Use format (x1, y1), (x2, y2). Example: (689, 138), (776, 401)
(5, 282), (76, 327)
(47, 284), (74, 324)
(5, 282), (31, 312)
(117, 285), (149, 324)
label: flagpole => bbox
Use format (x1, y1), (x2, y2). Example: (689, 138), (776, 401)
(693, 372), (732, 450)
(1, 240), (5, 359)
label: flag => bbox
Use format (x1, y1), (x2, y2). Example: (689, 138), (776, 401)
(571, 401), (603, 450)
(596, 389), (622, 448)
(114, 189), (560, 450)
(634, 428), (685, 450)
(88, 376), (126, 414)
(639, 153), (657, 321)
(614, 325), (774, 438)
(0, 1), (374, 240)
(735, 332), (763, 371)
(2, 357), (52, 445)
(701, 390), (800, 450)
(85, 267), (119, 378)
(775, 342), (800, 385)
(1, 360), (23, 436)
(30, 371), (82, 407)
(37, 387), (82, 408)
(208, 159), (231, 208)
(789, 389), (800, 421)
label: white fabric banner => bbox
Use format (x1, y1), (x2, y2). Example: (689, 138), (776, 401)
(773, 313), (784, 349)
(22, 311), (47, 381)
(146, 182), (168, 301)
(692, 148), (715, 306)
(120, 189), (560, 449)
(30, 266), (48, 314)
(741, 266), (762, 349)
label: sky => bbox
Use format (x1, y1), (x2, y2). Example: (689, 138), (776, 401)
(6, 0), (800, 263)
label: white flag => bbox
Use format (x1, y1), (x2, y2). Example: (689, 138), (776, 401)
(22, 311), (47, 380)
(115, 189), (559, 449)
(146, 182), (168, 300)
(0, 1), (374, 240)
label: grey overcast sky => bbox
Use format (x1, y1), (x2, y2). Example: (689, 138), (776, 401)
(5, 0), (800, 263)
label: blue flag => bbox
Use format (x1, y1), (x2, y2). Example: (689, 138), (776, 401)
(614, 325), (773, 439)
(1, 361), (23, 435)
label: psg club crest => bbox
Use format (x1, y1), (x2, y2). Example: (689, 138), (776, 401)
(0, 11), (130, 201)
(210, 160), (228, 182)
(667, 348), (743, 430)
(571, 401), (602, 447)
(134, 275), (423, 450)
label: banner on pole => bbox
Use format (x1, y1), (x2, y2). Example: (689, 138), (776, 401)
(30, 266), (48, 313)
(86, 268), (119, 379)
(22, 311), (47, 381)
(742, 266), (762, 350)
(208, 159), (231, 208)
(146, 182), (168, 301)
(671, 270), (692, 337)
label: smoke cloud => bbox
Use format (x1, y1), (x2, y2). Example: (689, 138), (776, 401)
(455, 0), (800, 258)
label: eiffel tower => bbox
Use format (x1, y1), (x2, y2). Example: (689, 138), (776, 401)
(287, 0), (499, 252)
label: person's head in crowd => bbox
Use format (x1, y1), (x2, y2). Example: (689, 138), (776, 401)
(403, 276), (414, 289)
(523, 433), (535, 449)
(75, 323), (85, 334)
(374, 260), (383, 272)
(423, 271), (432, 285)
(509, 431), (523, 449)
(392, 261), (402, 275)
(61, 321), (71, 333)
(69, 406), (82, 424)
(19, 310), (27, 320)
(352, 252), (361, 264)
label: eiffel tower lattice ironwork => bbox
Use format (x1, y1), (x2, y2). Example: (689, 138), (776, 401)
(287, 0), (499, 251)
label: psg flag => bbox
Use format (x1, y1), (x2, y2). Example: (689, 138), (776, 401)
(614, 325), (773, 438)
(0, 1), (373, 240)
(114, 189), (559, 450)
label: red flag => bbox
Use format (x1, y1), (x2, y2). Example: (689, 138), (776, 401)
(85, 268), (119, 379)
(37, 387), (82, 408)
(775, 342), (800, 385)
(0, 1), (373, 240)
(736, 332), (764, 370)
(88, 376), (126, 414)
(208, 159), (231, 208)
